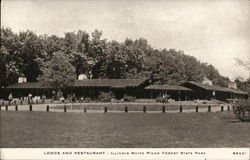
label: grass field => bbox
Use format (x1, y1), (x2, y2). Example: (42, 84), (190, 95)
(1, 111), (250, 148)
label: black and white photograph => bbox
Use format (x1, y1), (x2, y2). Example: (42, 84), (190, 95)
(1, 0), (250, 159)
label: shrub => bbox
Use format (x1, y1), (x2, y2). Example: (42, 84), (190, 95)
(155, 96), (167, 103)
(98, 92), (114, 102)
(155, 97), (163, 102)
(123, 95), (136, 102)
(84, 97), (91, 103)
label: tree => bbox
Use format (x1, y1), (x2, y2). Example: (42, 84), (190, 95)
(38, 51), (76, 90)
(235, 78), (250, 93)
(1, 26), (236, 89)
(15, 30), (44, 82)
(67, 30), (90, 76)
(104, 40), (126, 79)
(1, 27), (21, 86)
(235, 57), (250, 79)
(235, 58), (250, 93)
(89, 30), (108, 78)
(236, 58), (250, 70)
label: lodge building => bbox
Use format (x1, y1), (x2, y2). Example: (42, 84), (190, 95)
(4, 78), (150, 100)
(1, 76), (249, 102)
(181, 81), (248, 101)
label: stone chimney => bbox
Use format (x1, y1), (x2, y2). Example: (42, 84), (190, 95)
(78, 74), (88, 80)
(228, 81), (237, 89)
(202, 76), (212, 86)
(18, 77), (27, 83)
(89, 70), (93, 79)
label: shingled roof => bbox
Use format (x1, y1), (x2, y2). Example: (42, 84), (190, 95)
(183, 81), (248, 95)
(7, 79), (147, 89)
(7, 82), (52, 89)
(74, 79), (146, 88)
(226, 88), (248, 95)
(145, 84), (192, 91)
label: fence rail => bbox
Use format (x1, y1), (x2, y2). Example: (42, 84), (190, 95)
(0, 103), (234, 113)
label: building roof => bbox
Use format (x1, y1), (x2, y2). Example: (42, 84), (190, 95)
(74, 79), (146, 88)
(183, 81), (248, 95)
(6, 82), (52, 89)
(7, 79), (147, 89)
(226, 88), (249, 95)
(145, 84), (192, 91)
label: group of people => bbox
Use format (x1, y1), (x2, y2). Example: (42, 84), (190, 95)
(162, 93), (169, 104)
(57, 94), (77, 103)
(7, 92), (83, 104)
(8, 93), (46, 104)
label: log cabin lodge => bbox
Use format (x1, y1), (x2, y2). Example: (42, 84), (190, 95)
(1, 75), (248, 102)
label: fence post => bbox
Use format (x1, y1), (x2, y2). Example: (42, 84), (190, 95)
(8, 101), (11, 106)
(6, 105), (8, 111)
(29, 104), (32, 111)
(196, 106), (199, 112)
(20, 100), (23, 105)
(15, 105), (18, 111)
(221, 105), (224, 112)
(104, 106), (107, 113)
(46, 105), (49, 112)
(1, 101), (4, 106)
(36, 99), (38, 104)
(180, 105), (183, 112)
(162, 106), (165, 113)
(143, 106), (146, 113)
(84, 107), (87, 113)
(208, 105), (211, 112)
(64, 105), (67, 112)
(227, 105), (230, 111)
(125, 106), (128, 113)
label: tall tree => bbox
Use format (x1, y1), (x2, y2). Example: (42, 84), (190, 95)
(89, 30), (107, 78)
(235, 58), (250, 93)
(1, 27), (22, 86)
(236, 57), (250, 79)
(16, 30), (44, 82)
(67, 30), (90, 76)
(38, 51), (76, 90)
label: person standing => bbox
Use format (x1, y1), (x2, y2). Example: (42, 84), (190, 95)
(8, 93), (13, 105)
(42, 94), (46, 103)
(28, 93), (33, 104)
(72, 93), (76, 103)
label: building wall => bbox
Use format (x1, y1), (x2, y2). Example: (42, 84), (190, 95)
(144, 90), (191, 101)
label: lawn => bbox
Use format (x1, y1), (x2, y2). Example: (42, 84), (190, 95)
(0, 111), (250, 148)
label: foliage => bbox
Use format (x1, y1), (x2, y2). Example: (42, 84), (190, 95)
(56, 90), (64, 100)
(235, 58), (250, 71)
(235, 78), (250, 93)
(98, 92), (113, 102)
(233, 104), (250, 122)
(155, 97), (165, 103)
(38, 51), (76, 89)
(123, 95), (136, 102)
(1, 26), (243, 89)
(1, 27), (44, 86)
(235, 58), (250, 93)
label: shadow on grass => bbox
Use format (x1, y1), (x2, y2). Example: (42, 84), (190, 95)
(228, 120), (241, 123)
(228, 119), (250, 123)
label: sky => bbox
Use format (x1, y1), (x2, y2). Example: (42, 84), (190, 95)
(1, 0), (250, 81)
